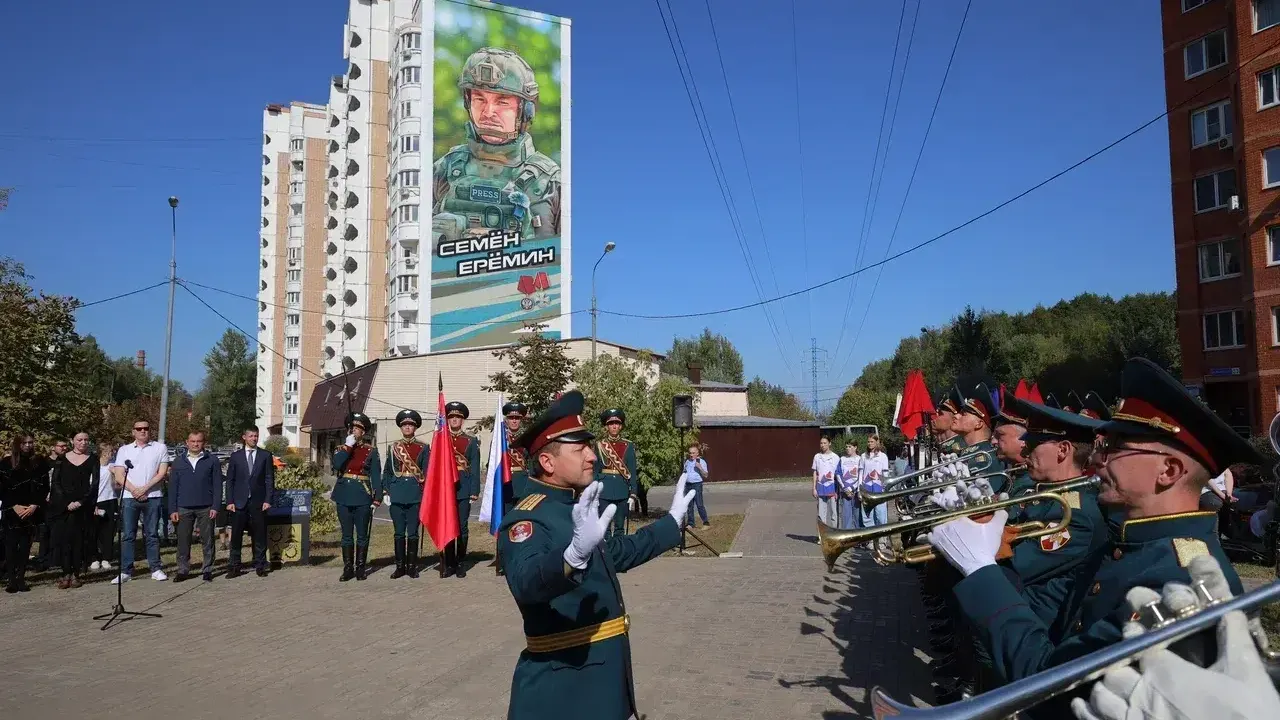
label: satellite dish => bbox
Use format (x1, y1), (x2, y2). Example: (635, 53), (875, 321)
(1270, 412), (1280, 456)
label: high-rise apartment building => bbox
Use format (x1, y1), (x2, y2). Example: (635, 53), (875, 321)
(1163, 0), (1280, 435)
(256, 0), (571, 448)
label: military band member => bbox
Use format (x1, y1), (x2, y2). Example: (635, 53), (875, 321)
(380, 409), (428, 580)
(504, 402), (530, 508)
(933, 389), (965, 455)
(992, 385), (1032, 498)
(930, 358), (1255, 697)
(331, 412), (382, 582)
(954, 383), (1002, 488)
(594, 408), (638, 540)
(442, 401), (481, 579)
(496, 390), (697, 720)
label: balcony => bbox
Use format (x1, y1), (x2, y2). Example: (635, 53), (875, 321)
(391, 292), (418, 316)
(395, 329), (419, 355)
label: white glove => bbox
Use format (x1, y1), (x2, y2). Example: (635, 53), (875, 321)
(923, 510), (1007, 576)
(930, 485), (962, 511)
(957, 463), (971, 479)
(94, 508), (105, 517)
(1071, 556), (1280, 720)
(382, 493), (391, 506)
(344, 434), (356, 447)
(563, 482), (614, 570)
(668, 474), (697, 526)
(628, 496), (636, 512)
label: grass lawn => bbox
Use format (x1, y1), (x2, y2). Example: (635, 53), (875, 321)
(16, 511), (745, 589)
(1232, 562), (1279, 643)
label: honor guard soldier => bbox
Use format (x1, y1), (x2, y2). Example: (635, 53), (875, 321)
(992, 383), (1033, 498)
(380, 409), (428, 579)
(931, 358), (1256, 692)
(496, 390), (697, 720)
(331, 412), (382, 582)
(594, 408), (638, 540)
(503, 402), (530, 507)
(443, 401), (481, 578)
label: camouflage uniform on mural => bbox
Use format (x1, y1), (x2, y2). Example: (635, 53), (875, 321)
(432, 47), (561, 245)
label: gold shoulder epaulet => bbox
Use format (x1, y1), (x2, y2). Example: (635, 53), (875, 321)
(515, 494), (546, 512)
(1172, 538), (1210, 568)
(1063, 491), (1080, 510)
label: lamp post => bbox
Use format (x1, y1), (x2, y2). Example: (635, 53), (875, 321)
(591, 241), (616, 361)
(158, 196), (178, 445)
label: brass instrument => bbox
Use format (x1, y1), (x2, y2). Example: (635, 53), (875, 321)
(861, 467), (1024, 512)
(819, 476), (1097, 571)
(874, 449), (994, 489)
(869, 577), (1280, 719)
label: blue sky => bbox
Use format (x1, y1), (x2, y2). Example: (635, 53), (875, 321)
(0, 0), (1170, 409)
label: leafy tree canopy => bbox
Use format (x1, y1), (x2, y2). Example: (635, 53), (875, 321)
(659, 328), (744, 385)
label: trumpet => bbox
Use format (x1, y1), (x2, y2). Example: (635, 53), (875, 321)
(818, 476), (1097, 571)
(860, 467), (1024, 512)
(872, 449), (995, 489)
(869, 576), (1280, 719)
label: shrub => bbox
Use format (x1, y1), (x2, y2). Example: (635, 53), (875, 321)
(274, 460), (336, 534)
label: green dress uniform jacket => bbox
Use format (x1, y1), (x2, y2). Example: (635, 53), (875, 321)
(451, 431), (482, 499)
(507, 429), (530, 502)
(497, 479), (682, 720)
(593, 438), (638, 501)
(331, 443), (380, 506)
(939, 435), (966, 455)
(954, 510), (1243, 687)
(378, 440), (428, 504)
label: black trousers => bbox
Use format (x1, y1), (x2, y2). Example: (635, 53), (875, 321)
(229, 505), (267, 569)
(176, 506), (216, 574)
(93, 500), (117, 563)
(4, 523), (35, 587)
(51, 512), (85, 576)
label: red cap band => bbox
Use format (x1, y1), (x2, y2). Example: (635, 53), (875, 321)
(1112, 397), (1213, 471)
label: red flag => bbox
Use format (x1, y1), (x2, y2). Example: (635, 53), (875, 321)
(896, 369), (935, 440)
(1014, 379), (1030, 401)
(1028, 382), (1044, 404)
(420, 374), (460, 549)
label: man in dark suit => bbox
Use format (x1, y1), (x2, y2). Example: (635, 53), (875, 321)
(224, 427), (275, 578)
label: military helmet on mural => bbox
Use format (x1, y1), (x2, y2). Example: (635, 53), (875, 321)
(458, 47), (539, 104)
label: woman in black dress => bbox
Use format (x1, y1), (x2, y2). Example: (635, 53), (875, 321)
(49, 431), (98, 589)
(1, 434), (49, 593)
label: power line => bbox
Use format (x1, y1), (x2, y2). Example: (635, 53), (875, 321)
(602, 29), (1280, 323)
(76, 281), (169, 309)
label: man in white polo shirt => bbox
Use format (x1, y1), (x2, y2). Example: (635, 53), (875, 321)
(110, 419), (170, 583)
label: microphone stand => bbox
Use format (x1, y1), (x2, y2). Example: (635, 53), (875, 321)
(94, 459), (162, 630)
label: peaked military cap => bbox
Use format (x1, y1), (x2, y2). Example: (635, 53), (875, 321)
(1098, 358), (1263, 476)
(946, 386), (966, 415)
(996, 387), (1031, 427)
(445, 401), (469, 420)
(395, 409), (422, 428)
(1079, 391), (1112, 422)
(1017, 396), (1104, 445)
(502, 401), (527, 418)
(346, 411), (371, 430)
(936, 389), (959, 414)
(1043, 393), (1062, 410)
(600, 408), (626, 425)
(1066, 391), (1086, 415)
(958, 382), (999, 425)
(517, 390), (595, 455)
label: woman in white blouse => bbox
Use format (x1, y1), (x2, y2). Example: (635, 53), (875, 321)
(88, 444), (118, 571)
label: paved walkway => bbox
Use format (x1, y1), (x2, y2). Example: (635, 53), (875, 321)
(0, 484), (933, 720)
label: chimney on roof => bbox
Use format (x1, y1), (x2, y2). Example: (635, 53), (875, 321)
(686, 362), (702, 385)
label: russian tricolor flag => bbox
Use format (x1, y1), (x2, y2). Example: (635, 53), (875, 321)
(478, 393), (510, 534)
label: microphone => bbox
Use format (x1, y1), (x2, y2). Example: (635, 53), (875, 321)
(125, 460), (134, 470)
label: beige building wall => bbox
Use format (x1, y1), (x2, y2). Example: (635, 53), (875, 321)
(366, 57), (390, 363)
(694, 390), (749, 417)
(299, 126), (330, 449)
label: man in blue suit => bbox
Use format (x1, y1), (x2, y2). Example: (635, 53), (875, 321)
(224, 427), (275, 578)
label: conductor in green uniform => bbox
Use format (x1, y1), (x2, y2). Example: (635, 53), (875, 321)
(331, 411), (381, 582)
(443, 401), (481, 579)
(380, 409), (428, 579)
(929, 357), (1257, 694)
(593, 409), (638, 540)
(497, 390), (697, 720)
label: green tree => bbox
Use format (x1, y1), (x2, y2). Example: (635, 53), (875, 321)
(483, 322), (577, 422)
(659, 329), (745, 384)
(573, 352), (696, 488)
(943, 306), (994, 379)
(829, 386), (897, 434)
(196, 329), (257, 446)
(746, 377), (814, 421)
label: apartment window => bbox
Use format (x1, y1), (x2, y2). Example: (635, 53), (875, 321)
(1190, 101), (1232, 147)
(397, 204), (419, 223)
(1273, 307), (1280, 345)
(287, 269), (301, 282)
(286, 380), (299, 393)
(289, 181), (303, 195)
(1257, 0), (1280, 32)
(286, 402), (298, 415)
(401, 135), (420, 153)
(285, 336), (300, 349)
(290, 203), (302, 216)
(399, 67), (420, 86)
(402, 245), (414, 260)
(1262, 66), (1280, 109)
(1185, 31), (1228, 79)
(1268, 227), (1280, 265)
(400, 101), (414, 119)
(398, 170), (419, 187)
(286, 313), (300, 326)
(287, 247), (300, 261)
(397, 274), (418, 293)
(1197, 238), (1241, 281)
(1203, 309), (1246, 350)
(401, 32), (421, 50)
(286, 291), (301, 304)
(1194, 168), (1236, 212)
(1183, 0), (1211, 10)
(1266, 147), (1280, 187)
(286, 358), (299, 371)
(290, 138), (304, 151)
(401, 315), (412, 329)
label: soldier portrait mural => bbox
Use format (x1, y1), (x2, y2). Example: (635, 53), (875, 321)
(429, 0), (571, 351)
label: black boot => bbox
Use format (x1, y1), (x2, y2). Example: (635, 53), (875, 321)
(407, 541), (420, 579)
(390, 537), (406, 579)
(494, 550), (505, 577)
(339, 546), (355, 582)
(440, 544), (454, 578)
(355, 545), (368, 581)
(455, 537), (468, 578)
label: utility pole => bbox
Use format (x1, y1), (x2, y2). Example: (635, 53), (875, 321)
(801, 338), (829, 417)
(158, 197), (179, 445)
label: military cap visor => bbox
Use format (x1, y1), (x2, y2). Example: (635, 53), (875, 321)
(346, 412), (371, 430)
(600, 408), (626, 425)
(502, 401), (527, 418)
(1096, 358), (1263, 476)
(517, 390), (595, 455)
(1080, 391), (1112, 422)
(445, 401), (470, 420)
(959, 382), (998, 424)
(1018, 400), (1104, 445)
(396, 409), (422, 427)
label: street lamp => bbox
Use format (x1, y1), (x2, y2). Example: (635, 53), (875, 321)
(591, 241), (616, 360)
(158, 196), (178, 445)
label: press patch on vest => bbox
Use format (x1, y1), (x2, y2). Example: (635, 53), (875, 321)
(516, 494), (545, 511)
(509, 520), (533, 543)
(1172, 538), (1210, 568)
(1040, 529), (1072, 552)
(1063, 491), (1080, 510)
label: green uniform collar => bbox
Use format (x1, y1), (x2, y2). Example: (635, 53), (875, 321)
(467, 124), (535, 165)
(1116, 511), (1218, 544)
(525, 476), (578, 504)
(940, 435), (966, 452)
